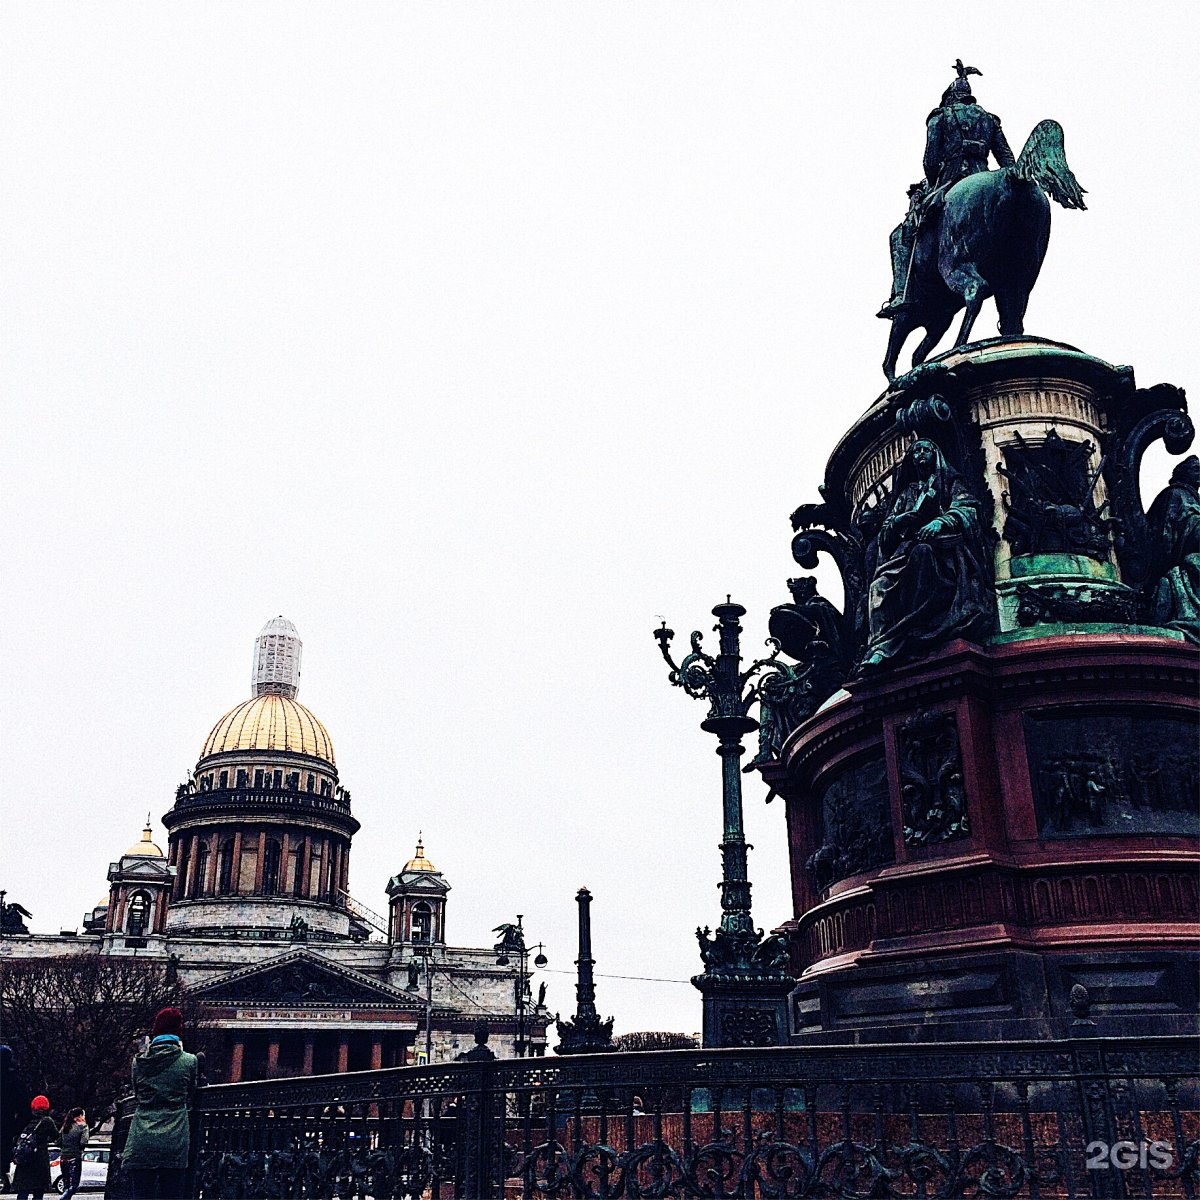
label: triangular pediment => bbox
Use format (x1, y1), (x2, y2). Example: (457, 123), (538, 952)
(110, 858), (172, 881)
(191, 949), (421, 1008)
(125, 858), (171, 876)
(388, 872), (450, 893)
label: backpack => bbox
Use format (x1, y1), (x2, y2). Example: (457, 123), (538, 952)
(13, 1120), (39, 1167)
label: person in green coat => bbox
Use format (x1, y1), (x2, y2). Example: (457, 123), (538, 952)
(120, 1008), (198, 1200)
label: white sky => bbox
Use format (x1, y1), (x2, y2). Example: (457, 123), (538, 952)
(2, 3), (1196, 1040)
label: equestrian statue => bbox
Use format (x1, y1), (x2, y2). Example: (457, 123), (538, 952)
(879, 60), (1087, 382)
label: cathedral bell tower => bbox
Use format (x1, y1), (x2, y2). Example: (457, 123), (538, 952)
(104, 819), (174, 950)
(386, 837), (449, 948)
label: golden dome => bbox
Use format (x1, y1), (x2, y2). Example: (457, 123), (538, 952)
(126, 822), (164, 858)
(199, 692), (336, 766)
(403, 836), (437, 874)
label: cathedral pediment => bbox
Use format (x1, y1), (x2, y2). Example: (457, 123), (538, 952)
(110, 857), (172, 880)
(192, 949), (421, 1008)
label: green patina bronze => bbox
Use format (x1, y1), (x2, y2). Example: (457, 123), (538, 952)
(879, 62), (1087, 381)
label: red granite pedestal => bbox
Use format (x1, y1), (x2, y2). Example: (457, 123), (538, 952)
(762, 630), (1199, 1042)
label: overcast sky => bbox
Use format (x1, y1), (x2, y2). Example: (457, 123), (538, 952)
(3, 3), (1196, 1039)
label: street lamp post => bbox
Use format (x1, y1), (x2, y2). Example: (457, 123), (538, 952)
(406, 941), (436, 1063)
(654, 597), (794, 1048)
(494, 915), (547, 1058)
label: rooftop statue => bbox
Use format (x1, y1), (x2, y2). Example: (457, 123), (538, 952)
(879, 61), (1087, 382)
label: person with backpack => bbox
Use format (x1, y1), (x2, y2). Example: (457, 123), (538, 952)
(11, 1094), (56, 1200)
(57, 1108), (89, 1200)
(120, 1008), (198, 1200)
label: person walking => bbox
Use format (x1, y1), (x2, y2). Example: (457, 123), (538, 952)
(57, 1108), (89, 1200)
(11, 1094), (56, 1200)
(120, 1008), (198, 1200)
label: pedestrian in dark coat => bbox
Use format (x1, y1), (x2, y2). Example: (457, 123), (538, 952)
(120, 1008), (198, 1200)
(11, 1094), (57, 1200)
(0, 1045), (29, 1190)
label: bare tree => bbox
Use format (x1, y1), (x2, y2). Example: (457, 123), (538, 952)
(613, 1031), (699, 1052)
(0, 955), (202, 1121)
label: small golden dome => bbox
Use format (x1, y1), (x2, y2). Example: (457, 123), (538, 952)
(403, 836), (437, 874)
(126, 822), (164, 858)
(199, 692), (335, 766)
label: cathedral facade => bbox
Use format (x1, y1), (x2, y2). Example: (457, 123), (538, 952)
(2, 618), (549, 1080)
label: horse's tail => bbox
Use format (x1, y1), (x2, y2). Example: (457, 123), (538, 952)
(1015, 119), (1087, 210)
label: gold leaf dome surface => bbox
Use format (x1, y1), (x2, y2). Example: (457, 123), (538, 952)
(125, 823), (164, 858)
(403, 837), (437, 873)
(199, 691), (336, 766)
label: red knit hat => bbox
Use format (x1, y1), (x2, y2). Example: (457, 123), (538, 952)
(31, 1095), (50, 1112)
(151, 1007), (184, 1037)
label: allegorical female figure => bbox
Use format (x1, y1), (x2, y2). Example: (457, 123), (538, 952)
(1145, 455), (1200, 644)
(859, 439), (992, 672)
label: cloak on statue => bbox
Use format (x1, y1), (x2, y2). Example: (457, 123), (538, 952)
(861, 439), (993, 671)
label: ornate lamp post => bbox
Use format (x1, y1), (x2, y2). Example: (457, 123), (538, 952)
(654, 598), (794, 1048)
(405, 942), (436, 1063)
(494, 915), (547, 1058)
(555, 888), (614, 1054)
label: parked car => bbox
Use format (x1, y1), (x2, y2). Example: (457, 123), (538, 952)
(47, 1143), (111, 1193)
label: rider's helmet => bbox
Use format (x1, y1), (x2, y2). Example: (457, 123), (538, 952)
(939, 76), (975, 107)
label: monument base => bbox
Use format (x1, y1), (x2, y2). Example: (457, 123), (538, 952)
(694, 971), (793, 1048)
(787, 945), (1199, 1043)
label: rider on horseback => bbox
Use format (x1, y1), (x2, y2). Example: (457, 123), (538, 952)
(878, 61), (1015, 319)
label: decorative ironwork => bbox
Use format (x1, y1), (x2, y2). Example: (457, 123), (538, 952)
(187, 1034), (1200, 1199)
(899, 710), (970, 847)
(653, 599), (793, 1045)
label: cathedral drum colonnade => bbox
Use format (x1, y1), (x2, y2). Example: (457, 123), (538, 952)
(162, 616), (359, 941)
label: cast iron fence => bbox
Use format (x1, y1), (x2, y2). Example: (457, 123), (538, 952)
(119, 1035), (1199, 1198)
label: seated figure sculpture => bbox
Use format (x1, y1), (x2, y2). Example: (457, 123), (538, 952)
(1145, 455), (1200, 644)
(859, 439), (993, 672)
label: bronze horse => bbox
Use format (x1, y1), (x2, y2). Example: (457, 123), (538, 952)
(882, 120), (1086, 382)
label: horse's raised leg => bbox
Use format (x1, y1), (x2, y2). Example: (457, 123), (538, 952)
(945, 265), (989, 349)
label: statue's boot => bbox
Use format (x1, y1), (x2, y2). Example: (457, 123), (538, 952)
(877, 294), (911, 319)
(878, 225), (916, 318)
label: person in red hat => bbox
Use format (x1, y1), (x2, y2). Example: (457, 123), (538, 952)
(11, 1094), (56, 1200)
(118, 1008), (198, 1200)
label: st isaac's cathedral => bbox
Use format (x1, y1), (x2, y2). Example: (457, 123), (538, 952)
(1, 617), (550, 1080)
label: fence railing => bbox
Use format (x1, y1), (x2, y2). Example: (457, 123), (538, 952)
(167, 1035), (1200, 1198)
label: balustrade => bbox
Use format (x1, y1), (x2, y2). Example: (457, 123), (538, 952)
(102, 1035), (1199, 1198)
